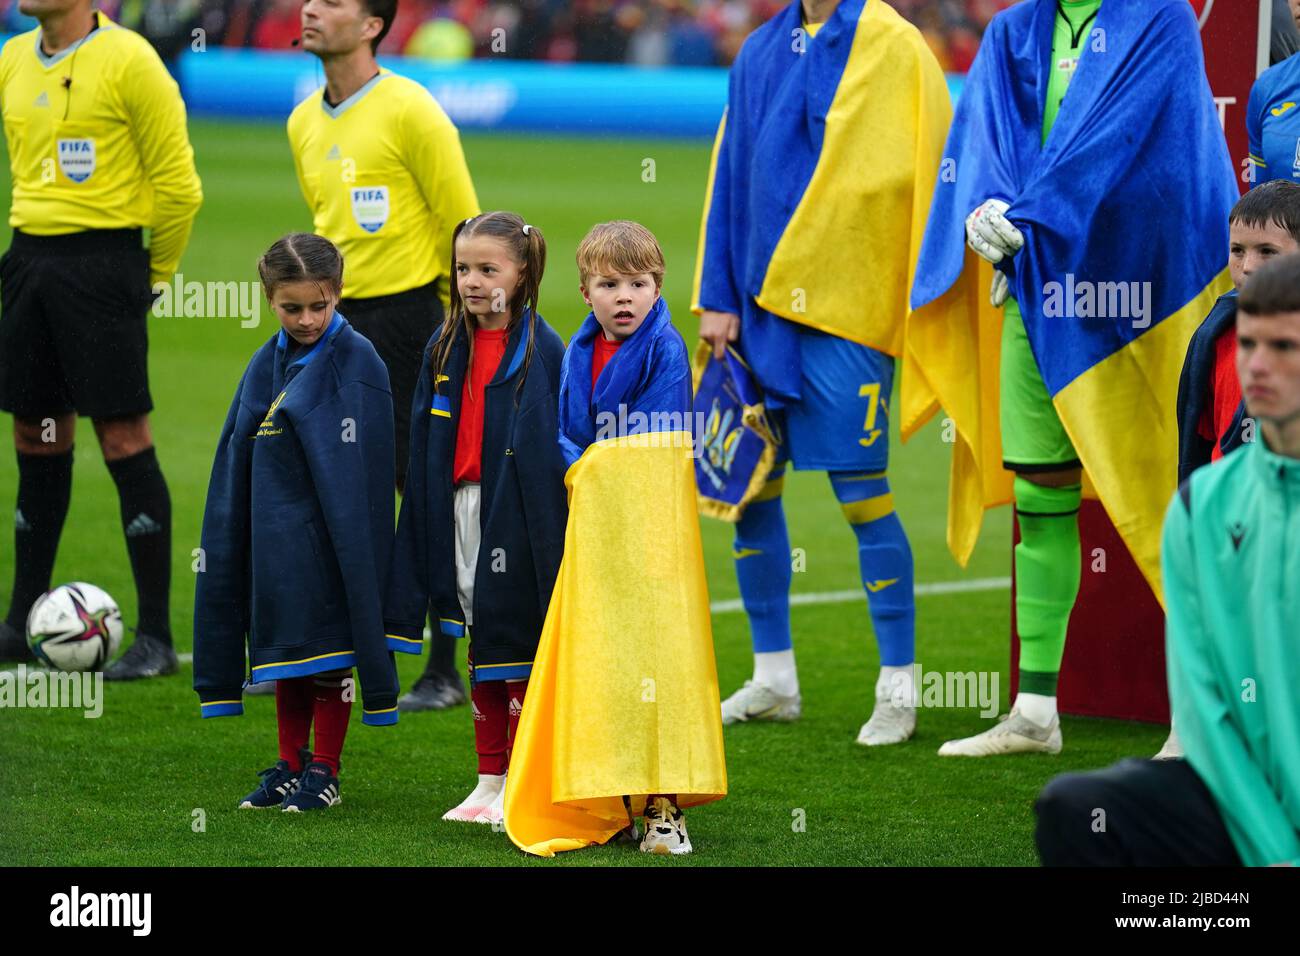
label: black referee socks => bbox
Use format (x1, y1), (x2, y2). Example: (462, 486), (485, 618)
(6, 448), (74, 631)
(106, 447), (172, 646)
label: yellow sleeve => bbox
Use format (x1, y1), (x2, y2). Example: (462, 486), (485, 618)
(120, 40), (203, 285)
(401, 92), (479, 309)
(0, 43), (13, 94)
(287, 111), (316, 216)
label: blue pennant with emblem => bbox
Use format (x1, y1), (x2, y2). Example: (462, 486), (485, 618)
(692, 342), (779, 521)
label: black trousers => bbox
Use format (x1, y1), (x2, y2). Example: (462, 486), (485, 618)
(340, 282), (443, 489)
(1035, 758), (1242, 866)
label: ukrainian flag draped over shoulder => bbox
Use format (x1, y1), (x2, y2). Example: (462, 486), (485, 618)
(504, 299), (726, 857)
(904, 0), (1236, 600)
(691, 0), (951, 402)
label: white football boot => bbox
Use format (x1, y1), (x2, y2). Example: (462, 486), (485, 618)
(856, 692), (917, 746)
(1153, 726), (1183, 761)
(442, 773), (504, 822)
(937, 708), (1062, 757)
(720, 679), (801, 726)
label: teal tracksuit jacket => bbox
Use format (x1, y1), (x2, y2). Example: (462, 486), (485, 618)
(1164, 436), (1300, 866)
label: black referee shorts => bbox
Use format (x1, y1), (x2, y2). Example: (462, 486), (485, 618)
(340, 281), (444, 487)
(0, 228), (154, 421)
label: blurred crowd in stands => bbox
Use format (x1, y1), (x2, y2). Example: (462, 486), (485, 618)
(0, 0), (1019, 68)
(3, 1), (1296, 72)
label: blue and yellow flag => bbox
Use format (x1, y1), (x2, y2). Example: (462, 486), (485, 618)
(905, 0), (1236, 600)
(691, 0), (951, 404)
(504, 300), (727, 857)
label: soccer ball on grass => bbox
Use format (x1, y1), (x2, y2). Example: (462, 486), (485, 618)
(26, 583), (124, 672)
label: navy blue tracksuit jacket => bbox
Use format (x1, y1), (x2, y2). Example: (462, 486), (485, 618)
(1176, 291), (1247, 485)
(193, 314), (400, 724)
(384, 312), (568, 682)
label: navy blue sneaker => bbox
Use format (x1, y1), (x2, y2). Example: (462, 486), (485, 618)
(239, 749), (310, 809)
(281, 761), (341, 812)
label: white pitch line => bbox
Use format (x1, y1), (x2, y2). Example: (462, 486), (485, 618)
(0, 651), (194, 675)
(0, 579), (1010, 672)
(708, 575), (1010, 615)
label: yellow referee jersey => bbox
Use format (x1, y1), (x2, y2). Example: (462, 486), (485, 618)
(0, 11), (202, 284)
(288, 70), (479, 303)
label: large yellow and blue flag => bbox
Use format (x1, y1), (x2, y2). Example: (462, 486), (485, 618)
(904, 0), (1237, 600)
(504, 298), (727, 857)
(691, 0), (951, 404)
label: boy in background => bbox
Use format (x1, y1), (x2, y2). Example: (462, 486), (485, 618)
(1177, 180), (1300, 484)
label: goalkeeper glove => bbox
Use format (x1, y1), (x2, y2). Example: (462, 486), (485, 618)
(990, 270), (1010, 307)
(966, 198), (1024, 264)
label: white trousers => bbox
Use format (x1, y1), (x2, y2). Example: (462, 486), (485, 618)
(453, 482), (482, 627)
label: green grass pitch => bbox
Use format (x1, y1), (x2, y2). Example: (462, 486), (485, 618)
(0, 119), (1166, 866)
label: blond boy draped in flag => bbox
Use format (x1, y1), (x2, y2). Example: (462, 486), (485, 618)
(906, 0), (1237, 756)
(505, 222), (726, 857)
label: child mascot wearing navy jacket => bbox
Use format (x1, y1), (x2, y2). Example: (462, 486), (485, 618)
(194, 234), (400, 812)
(385, 212), (568, 825)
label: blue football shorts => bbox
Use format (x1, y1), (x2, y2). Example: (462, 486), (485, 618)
(771, 328), (895, 474)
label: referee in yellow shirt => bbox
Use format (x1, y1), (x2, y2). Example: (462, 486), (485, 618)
(291, 0), (479, 711)
(0, 0), (202, 678)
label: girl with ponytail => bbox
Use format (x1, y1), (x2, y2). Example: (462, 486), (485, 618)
(384, 212), (569, 824)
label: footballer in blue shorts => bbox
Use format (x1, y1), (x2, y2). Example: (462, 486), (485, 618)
(692, 0), (951, 745)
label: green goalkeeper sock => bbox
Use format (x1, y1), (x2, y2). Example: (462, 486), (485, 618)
(1013, 477), (1082, 696)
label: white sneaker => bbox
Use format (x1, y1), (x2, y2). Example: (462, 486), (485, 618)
(442, 773), (504, 822)
(473, 777), (506, 827)
(720, 679), (801, 726)
(1153, 727), (1183, 760)
(856, 694), (916, 747)
(937, 708), (1062, 757)
(639, 797), (691, 855)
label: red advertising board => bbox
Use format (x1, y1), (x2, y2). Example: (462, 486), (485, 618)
(1198, 0), (1271, 191)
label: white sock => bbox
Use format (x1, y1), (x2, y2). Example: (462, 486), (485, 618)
(753, 649), (798, 697)
(1013, 692), (1057, 727)
(463, 773), (505, 804)
(876, 664), (915, 706)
